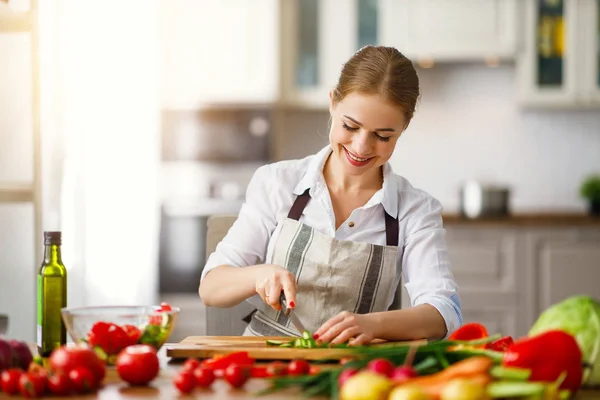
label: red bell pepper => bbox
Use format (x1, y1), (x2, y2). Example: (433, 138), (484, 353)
(486, 335), (514, 352)
(449, 322), (489, 341)
(502, 330), (583, 392)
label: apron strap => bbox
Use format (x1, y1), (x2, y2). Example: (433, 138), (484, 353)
(287, 188), (311, 220)
(384, 211), (399, 247)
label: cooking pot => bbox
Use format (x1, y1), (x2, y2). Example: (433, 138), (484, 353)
(460, 180), (510, 219)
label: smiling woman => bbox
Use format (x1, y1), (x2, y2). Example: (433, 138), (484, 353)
(199, 45), (463, 345)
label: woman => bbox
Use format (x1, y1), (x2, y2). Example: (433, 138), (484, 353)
(199, 45), (463, 345)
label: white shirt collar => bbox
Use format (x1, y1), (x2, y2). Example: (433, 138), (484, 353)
(293, 145), (399, 218)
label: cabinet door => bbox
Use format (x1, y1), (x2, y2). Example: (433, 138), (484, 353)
(517, 0), (581, 107)
(525, 228), (600, 325)
(160, 0), (279, 108)
(578, 0), (600, 105)
(444, 227), (524, 338)
(380, 0), (518, 62)
(281, 0), (359, 108)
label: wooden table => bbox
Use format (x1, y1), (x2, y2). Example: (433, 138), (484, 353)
(2, 345), (600, 399)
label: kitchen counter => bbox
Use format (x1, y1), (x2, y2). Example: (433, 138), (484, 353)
(442, 212), (600, 226)
(3, 345), (600, 399)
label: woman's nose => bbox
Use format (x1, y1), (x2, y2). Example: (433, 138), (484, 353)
(353, 130), (373, 155)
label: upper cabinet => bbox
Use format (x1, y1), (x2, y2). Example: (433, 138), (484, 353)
(517, 0), (600, 108)
(280, 0), (364, 108)
(379, 0), (519, 62)
(159, 0), (280, 109)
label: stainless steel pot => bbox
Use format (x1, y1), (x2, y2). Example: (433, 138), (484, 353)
(460, 181), (510, 219)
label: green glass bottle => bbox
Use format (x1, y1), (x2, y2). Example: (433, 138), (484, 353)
(37, 231), (67, 356)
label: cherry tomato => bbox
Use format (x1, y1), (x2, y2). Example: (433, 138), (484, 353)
(1, 368), (24, 395)
(309, 365), (321, 375)
(287, 359), (310, 376)
(122, 324), (143, 346)
(224, 364), (250, 388)
(116, 345), (159, 386)
(181, 358), (201, 373)
(193, 365), (215, 388)
(49, 344), (106, 384)
(266, 361), (287, 377)
(18, 372), (46, 397)
(173, 371), (195, 394)
(160, 302), (172, 311)
(68, 366), (97, 393)
(47, 373), (71, 396)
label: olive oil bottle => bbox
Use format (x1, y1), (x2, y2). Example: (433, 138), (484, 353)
(37, 231), (67, 356)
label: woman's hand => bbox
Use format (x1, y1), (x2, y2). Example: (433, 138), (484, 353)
(314, 311), (376, 346)
(255, 264), (297, 311)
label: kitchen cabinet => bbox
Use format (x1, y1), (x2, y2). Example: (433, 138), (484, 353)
(444, 221), (600, 339)
(379, 0), (519, 62)
(517, 0), (600, 108)
(280, 0), (361, 108)
(159, 0), (279, 108)
(444, 227), (523, 339)
(524, 228), (600, 326)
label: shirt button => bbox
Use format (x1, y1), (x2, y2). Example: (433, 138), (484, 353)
(348, 221), (355, 228)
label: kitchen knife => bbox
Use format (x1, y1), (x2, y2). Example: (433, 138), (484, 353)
(279, 292), (307, 333)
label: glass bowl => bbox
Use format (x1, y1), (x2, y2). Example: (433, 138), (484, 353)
(61, 305), (180, 363)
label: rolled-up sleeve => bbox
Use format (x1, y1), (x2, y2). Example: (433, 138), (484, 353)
(402, 197), (463, 338)
(201, 165), (278, 281)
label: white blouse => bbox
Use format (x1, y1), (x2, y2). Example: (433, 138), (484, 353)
(202, 145), (463, 336)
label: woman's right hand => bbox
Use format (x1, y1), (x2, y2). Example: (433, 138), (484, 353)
(254, 264), (297, 311)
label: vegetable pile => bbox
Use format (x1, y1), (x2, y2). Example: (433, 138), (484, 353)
(258, 321), (588, 400)
(85, 302), (174, 364)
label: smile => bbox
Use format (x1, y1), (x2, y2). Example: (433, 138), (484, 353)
(343, 148), (373, 166)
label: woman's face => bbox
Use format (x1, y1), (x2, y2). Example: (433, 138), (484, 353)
(329, 92), (407, 177)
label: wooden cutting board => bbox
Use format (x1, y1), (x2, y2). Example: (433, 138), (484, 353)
(165, 336), (426, 361)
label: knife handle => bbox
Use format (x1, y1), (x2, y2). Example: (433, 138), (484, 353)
(279, 291), (291, 316)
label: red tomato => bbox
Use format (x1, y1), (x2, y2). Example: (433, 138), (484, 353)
(122, 324), (142, 346)
(160, 302), (172, 311)
(68, 367), (97, 393)
(1, 368), (24, 395)
(18, 372), (46, 397)
(287, 359), (310, 376)
(88, 322), (129, 354)
(181, 358), (201, 373)
(193, 366), (215, 388)
(223, 364), (250, 388)
(266, 361), (287, 377)
(27, 362), (47, 377)
(366, 358), (395, 378)
(115, 344), (159, 386)
(49, 344), (106, 384)
(309, 365), (321, 375)
(47, 373), (71, 396)
(173, 371), (195, 394)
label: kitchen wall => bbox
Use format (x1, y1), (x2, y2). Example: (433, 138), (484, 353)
(276, 64), (600, 213)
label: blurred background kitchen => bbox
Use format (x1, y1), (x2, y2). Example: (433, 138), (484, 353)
(1, 0), (599, 344)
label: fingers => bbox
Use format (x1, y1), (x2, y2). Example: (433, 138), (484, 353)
(267, 281), (283, 311)
(313, 312), (346, 341)
(349, 333), (370, 346)
(281, 277), (297, 309)
(329, 325), (361, 345)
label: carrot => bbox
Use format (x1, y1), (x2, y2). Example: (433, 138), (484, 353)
(395, 357), (494, 400)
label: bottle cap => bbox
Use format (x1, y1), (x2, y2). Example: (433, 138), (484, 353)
(44, 231), (62, 245)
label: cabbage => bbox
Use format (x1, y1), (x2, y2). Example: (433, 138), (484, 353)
(529, 295), (600, 386)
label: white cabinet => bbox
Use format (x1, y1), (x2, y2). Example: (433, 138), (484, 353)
(159, 0), (279, 108)
(379, 0), (519, 62)
(280, 0), (360, 108)
(517, 0), (600, 108)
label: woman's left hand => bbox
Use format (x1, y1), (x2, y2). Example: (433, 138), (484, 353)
(313, 311), (376, 346)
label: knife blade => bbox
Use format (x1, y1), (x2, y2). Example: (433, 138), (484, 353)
(279, 292), (307, 333)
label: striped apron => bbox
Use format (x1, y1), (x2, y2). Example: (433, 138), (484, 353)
(243, 189), (400, 337)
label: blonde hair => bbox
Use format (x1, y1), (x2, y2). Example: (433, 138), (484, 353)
(331, 45), (420, 126)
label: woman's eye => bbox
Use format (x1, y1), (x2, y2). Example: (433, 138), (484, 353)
(342, 122), (359, 132)
(374, 132), (391, 142)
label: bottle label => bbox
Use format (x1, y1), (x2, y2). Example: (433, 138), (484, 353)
(37, 275), (43, 348)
